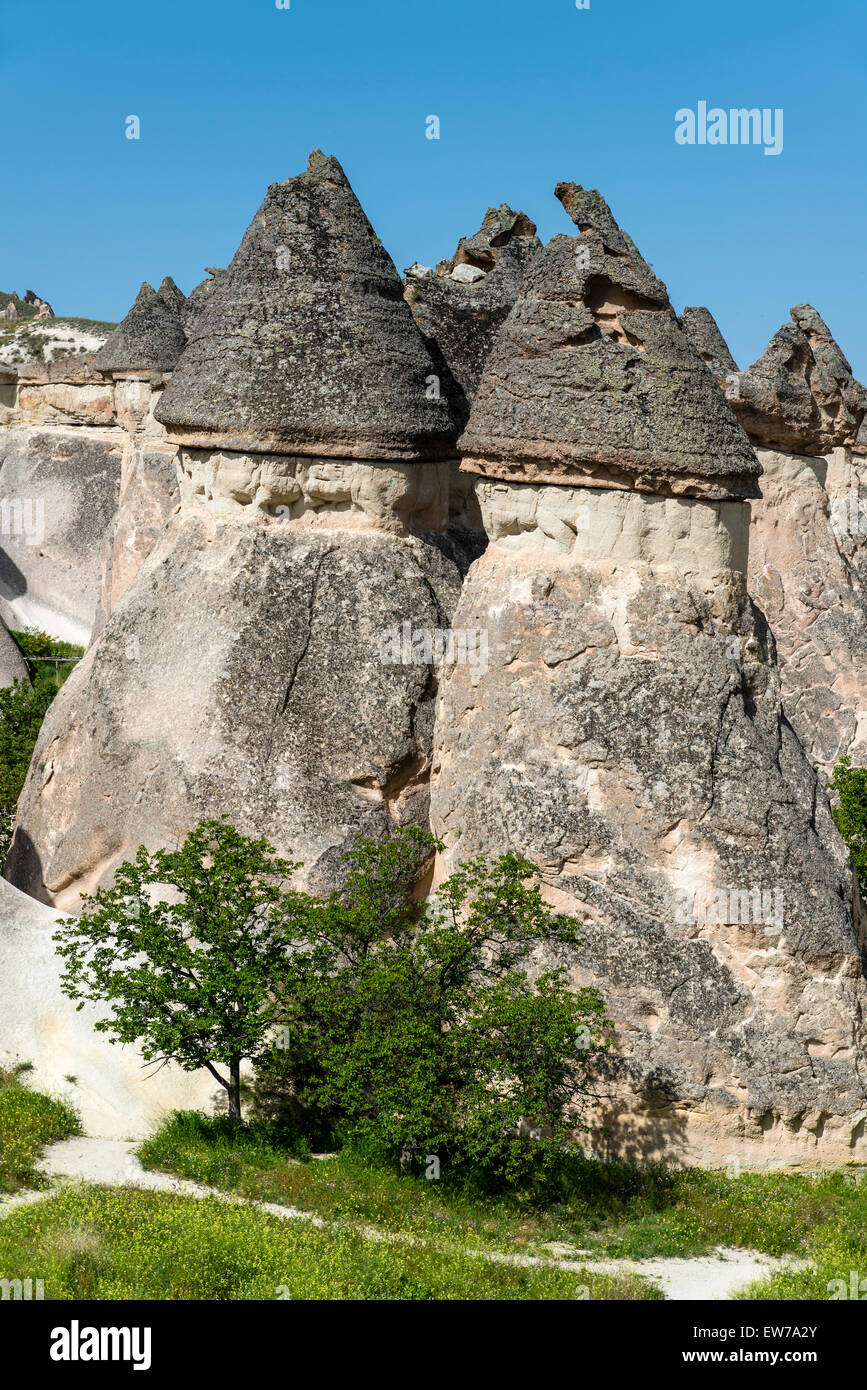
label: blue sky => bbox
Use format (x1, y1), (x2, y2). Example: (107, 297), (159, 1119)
(1, 0), (864, 375)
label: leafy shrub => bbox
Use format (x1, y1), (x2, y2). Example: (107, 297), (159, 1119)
(54, 820), (310, 1120)
(262, 827), (611, 1179)
(0, 630), (82, 858)
(830, 755), (867, 893)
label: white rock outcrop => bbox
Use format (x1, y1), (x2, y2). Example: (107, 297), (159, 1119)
(0, 878), (215, 1138)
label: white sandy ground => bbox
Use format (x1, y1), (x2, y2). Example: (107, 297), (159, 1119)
(0, 1137), (812, 1301)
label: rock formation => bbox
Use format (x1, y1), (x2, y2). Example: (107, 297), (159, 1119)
(92, 281), (187, 377)
(0, 356), (123, 642)
(679, 304), (738, 382)
(180, 269), (224, 338)
(6, 152), (463, 911)
(0, 277), (188, 644)
(92, 280), (187, 634)
(430, 184), (867, 1169)
(404, 206), (540, 553)
(404, 205), (541, 429)
(1, 290), (54, 324)
(0, 876), (214, 1137)
(685, 304), (867, 776)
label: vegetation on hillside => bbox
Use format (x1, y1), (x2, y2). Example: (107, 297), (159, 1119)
(0, 314), (116, 365)
(136, 1108), (867, 1299)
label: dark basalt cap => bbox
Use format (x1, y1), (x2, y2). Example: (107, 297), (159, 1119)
(404, 204), (541, 427)
(458, 183), (761, 500)
(157, 275), (187, 318)
(156, 151), (459, 460)
(181, 270), (224, 339)
(679, 306), (739, 381)
(727, 305), (867, 455)
(93, 282), (188, 374)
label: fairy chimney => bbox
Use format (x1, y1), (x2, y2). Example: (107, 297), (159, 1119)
(7, 152), (463, 909)
(686, 304), (867, 776)
(430, 184), (867, 1169)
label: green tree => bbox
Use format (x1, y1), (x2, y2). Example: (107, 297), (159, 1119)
(268, 828), (611, 1179)
(830, 755), (867, 894)
(53, 820), (309, 1120)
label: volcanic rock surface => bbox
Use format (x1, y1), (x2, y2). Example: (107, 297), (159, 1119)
(7, 153), (463, 909)
(430, 185), (867, 1168)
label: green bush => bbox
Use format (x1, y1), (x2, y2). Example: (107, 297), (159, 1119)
(54, 820), (310, 1121)
(262, 827), (611, 1180)
(10, 627), (83, 694)
(0, 630), (82, 858)
(54, 819), (610, 1179)
(830, 755), (867, 893)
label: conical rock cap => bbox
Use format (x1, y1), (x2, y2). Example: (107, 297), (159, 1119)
(93, 282), (187, 374)
(156, 151), (458, 461)
(727, 305), (867, 454)
(459, 183), (761, 499)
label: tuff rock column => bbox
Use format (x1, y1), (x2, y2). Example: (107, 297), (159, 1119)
(0, 354), (123, 642)
(92, 278), (188, 633)
(430, 184), (867, 1169)
(404, 205), (540, 559)
(6, 152), (462, 909)
(682, 304), (867, 775)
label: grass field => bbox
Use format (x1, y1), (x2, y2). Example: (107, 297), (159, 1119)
(136, 1112), (867, 1299)
(0, 1185), (655, 1300)
(0, 1066), (80, 1194)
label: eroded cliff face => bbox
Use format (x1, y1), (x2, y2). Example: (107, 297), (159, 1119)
(93, 374), (179, 636)
(747, 448), (867, 775)
(0, 279), (188, 644)
(0, 359), (123, 643)
(8, 491), (461, 910)
(429, 186), (867, 1169)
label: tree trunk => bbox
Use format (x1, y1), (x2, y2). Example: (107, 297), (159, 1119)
(228, 1058), (242, 1122)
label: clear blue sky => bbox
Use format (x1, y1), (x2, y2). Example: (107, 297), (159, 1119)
(2, 0), (865, 375)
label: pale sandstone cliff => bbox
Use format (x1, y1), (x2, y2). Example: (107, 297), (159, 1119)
(0, 278), (188, 645)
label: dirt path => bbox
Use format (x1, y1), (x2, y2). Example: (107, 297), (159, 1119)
(0, 1137), (809, 1301)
